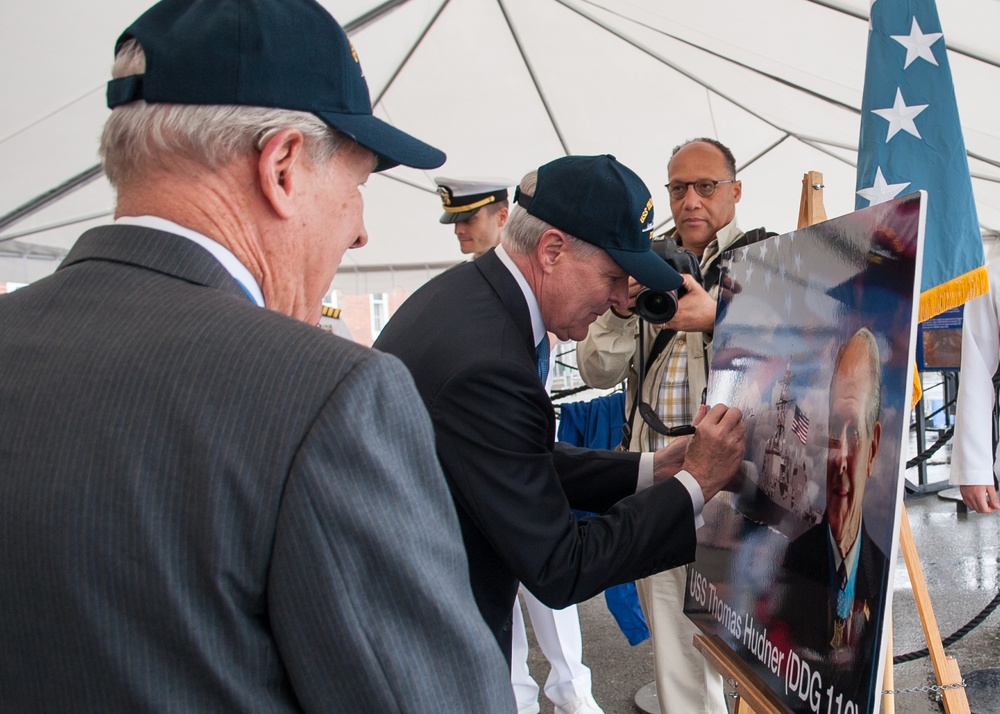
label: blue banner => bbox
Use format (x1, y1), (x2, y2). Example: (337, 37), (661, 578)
(856, 0), (985, 320)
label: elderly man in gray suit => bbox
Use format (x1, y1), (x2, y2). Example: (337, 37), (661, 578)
(0, 0), (515, 712)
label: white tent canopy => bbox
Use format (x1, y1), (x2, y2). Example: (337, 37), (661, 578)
(2, 0), (998, 291)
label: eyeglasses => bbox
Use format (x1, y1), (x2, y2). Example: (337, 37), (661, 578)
(665, 179), (736, 200)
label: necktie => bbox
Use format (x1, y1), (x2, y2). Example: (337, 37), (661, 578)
(835, 561), (851, 621)
(536, 337), (550, 385)
(236, 280), (258, 304)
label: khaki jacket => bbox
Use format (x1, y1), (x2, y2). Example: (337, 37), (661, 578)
(576, 219), (745, 452)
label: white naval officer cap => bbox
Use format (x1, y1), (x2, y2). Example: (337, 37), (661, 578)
(434, 177), (513, 224)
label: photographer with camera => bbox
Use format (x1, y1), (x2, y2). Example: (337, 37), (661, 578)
(577, 138), (773, 714)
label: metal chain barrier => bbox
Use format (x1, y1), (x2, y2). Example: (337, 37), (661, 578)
(882, 679), (967, 696)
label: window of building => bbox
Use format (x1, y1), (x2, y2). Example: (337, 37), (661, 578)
(370, 292), (390, 340)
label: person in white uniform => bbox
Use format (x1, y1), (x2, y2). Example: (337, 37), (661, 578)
(950, 248), (1000, 513)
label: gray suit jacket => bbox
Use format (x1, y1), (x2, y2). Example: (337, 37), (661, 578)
(0, 225), (514, 713)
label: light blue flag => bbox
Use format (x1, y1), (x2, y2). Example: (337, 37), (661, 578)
(856, 0), (986, 322)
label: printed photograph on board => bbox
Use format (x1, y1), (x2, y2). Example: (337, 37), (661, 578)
(685, 192), (925, 714)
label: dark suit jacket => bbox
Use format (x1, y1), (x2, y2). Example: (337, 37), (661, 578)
(0, 226), (514, 713)
(374, 248), (698, 659)
(776, 519), (888, 711)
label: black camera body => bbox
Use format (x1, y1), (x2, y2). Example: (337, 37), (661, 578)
(632, 237), (703, 323)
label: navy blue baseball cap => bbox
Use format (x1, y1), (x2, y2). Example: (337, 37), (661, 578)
(106, 0), (445, 172)
(513, 155), (683, 292)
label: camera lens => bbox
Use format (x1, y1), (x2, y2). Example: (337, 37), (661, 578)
(633, 288), (678, 323)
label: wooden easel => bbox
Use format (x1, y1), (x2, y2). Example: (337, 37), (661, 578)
(693, 634), (794, 714)
(695, 173), (969, 714)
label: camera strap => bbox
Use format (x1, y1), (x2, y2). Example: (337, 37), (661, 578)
(619, 322), (685, 449)
(621, 226), (775, 450)
(645, 327), (675, 377)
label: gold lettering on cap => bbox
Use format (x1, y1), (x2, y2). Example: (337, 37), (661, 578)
(639, 197), (653, 224)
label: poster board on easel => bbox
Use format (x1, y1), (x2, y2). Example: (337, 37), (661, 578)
(684, 192), (925, 714)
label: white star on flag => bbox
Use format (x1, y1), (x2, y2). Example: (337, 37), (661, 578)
(857, 167), (911, 206)
(891, 17), (943, 68)
(872, 88), (928, 141)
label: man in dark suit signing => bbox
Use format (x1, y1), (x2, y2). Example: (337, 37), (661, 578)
(375, 154), (747, 664)
(0, 0), (515, 712)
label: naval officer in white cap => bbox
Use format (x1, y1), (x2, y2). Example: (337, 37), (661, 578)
(435, 177), (512, 259)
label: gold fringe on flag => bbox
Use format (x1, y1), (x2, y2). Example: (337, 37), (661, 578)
(917, 265), (990, 324)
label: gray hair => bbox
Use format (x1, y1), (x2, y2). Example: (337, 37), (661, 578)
(502, 170), (601, 259)
(832, 326), (882, 434)
(100, 39), (345, 188)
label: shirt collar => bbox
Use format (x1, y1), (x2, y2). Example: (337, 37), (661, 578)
(494, 244), (547, 346)
(699, 217), (743, 268)
(114, 215), (265, 307)
(827, 519), (863, 576)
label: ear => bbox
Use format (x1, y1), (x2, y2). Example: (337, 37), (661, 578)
(495, 205), (509, 229)
(732, 179), (743, 204)
(258, 128), (308, 219)
(866, 421), (882, 477)
(536, 229), (567, 273)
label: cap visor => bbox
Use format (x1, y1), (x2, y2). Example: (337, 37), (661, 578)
(319, 111), (445, 171)
(606, 247), (684, 292)
(440, 210), (477, 224)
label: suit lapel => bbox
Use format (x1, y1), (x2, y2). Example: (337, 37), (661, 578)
(60, 225), (253, 303)
(474, 248), (536, 358)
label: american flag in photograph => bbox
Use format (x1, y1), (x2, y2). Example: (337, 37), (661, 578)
(791, 405), (810, 445)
